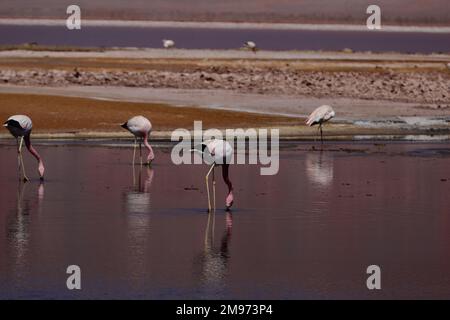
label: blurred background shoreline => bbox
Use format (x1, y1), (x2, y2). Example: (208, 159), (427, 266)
(1, 0), (449, 26)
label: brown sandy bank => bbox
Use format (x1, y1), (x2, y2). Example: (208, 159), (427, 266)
(0, 92), (297, 134)
(0, 92), (448, 140)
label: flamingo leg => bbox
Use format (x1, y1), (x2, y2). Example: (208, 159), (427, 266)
(212, 165), (216, 212)
(18, 137), (29, 182)
(16, 138), (21, 179)
(132, 138), (137, 166)
(320, 123), (323, 145)
(139, 139), (143, 167)
(205, 163), (215, 212)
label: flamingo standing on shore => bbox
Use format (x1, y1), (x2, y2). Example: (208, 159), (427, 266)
(3, 115), (45, 182)
(306, 105), (336, 144)
(121, 116), (155, 166)
(192, 139), (234, 212)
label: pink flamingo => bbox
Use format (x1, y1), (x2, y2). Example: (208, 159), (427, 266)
(121, 116), (155, 166)
(306, 105), (336, 144)
(193, 139), (234, 212)
(3, 115), (45, 182)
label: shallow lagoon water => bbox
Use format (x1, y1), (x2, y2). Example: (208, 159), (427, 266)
(1, 25), (450, 53)
(0, 141), (450, 299)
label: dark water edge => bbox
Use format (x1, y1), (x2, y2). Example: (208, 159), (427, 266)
(1, 25), (450, 53)
(0, 141), (450, 299)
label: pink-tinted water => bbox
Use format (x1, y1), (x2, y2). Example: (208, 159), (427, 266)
(0, 141), (449, 299)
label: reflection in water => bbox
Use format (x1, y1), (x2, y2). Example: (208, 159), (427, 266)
(8, 182), (45, 282)
(125, 166), (154, 283)
(126, 166), (154, 214)
(195, 211), (233, 298)
(305, 151), (334, 187)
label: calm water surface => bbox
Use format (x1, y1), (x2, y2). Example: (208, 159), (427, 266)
(1, 25), (450, 53)
(0, 141), (449, 299)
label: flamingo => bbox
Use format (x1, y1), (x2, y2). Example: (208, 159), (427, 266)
(121, 115), (155, 166)
(243, 41), (258, 53)
(306, 105), (336, 144)
(3, 115), (45, 182)
(162, 39), (175, 49)
(192, 139), (234, 212)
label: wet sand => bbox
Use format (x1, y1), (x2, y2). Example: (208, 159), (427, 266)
(0, 92), (448, 140)
(0, 93), (297, 134)
(0, 141), (449, 299)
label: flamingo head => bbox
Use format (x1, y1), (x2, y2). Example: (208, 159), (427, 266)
(146, 152), (155, 166)
(38, 161), (45, 180)
(226, 191), (234, 210)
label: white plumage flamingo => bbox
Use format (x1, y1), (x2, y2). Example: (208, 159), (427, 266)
(306, 105), (336, 144)
(193, 139), (234, 212)
(162, 39), (175, 49)
(3, 115), (45, 181)
(121, 116), (155, 166)
(243, 41), (258, 53)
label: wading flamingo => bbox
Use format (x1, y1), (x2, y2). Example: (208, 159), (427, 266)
(3, 115), (45, 182)
(306, 105), (336, 144)
(243, 41), (258, 53)
(163, 39), (175, 49)
(193, 139), (234, 212)
(121, 116), (155, 166)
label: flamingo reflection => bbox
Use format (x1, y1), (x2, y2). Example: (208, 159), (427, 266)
(195, 211), (233, 297)
(124, 166), (154, 283)
(305, 151), (334, 188)
(8, 182), (44, 282)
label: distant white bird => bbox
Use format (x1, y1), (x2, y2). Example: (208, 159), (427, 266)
(243, 41), (258, 53)
(3, 115), (45, 181)
(162, 39), (175, 49)
(306, 105), (336, 144)
(121, 115), (155, 166)
(192, 139), (234, 212)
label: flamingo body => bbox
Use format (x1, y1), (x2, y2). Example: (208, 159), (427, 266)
(306, 105), (335, 126)
(202, 139), (233, 165)
(4, 115), (32, 137)
(122, 115), (152, 137)
(163, 39), (175, 48)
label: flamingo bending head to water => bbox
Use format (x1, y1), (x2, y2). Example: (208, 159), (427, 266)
(193, 139), (234, 212)
(121, 115), (155, 166)
(306, 105), (335, 144)
(3, 115), (45, 182)
(243, 41), (258, 53)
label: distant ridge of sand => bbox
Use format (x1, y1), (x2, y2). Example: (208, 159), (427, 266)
(1, 18), (450, 34)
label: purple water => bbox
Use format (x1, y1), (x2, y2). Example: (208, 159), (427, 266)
(0, 141), (449, 299)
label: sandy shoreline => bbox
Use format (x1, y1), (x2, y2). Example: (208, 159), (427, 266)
(1, 18), (450, 33)
(0, 90), (448, 141)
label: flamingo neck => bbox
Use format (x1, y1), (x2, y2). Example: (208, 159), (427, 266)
(143, 134), (155, 162)
(25, 135), (45, 177)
